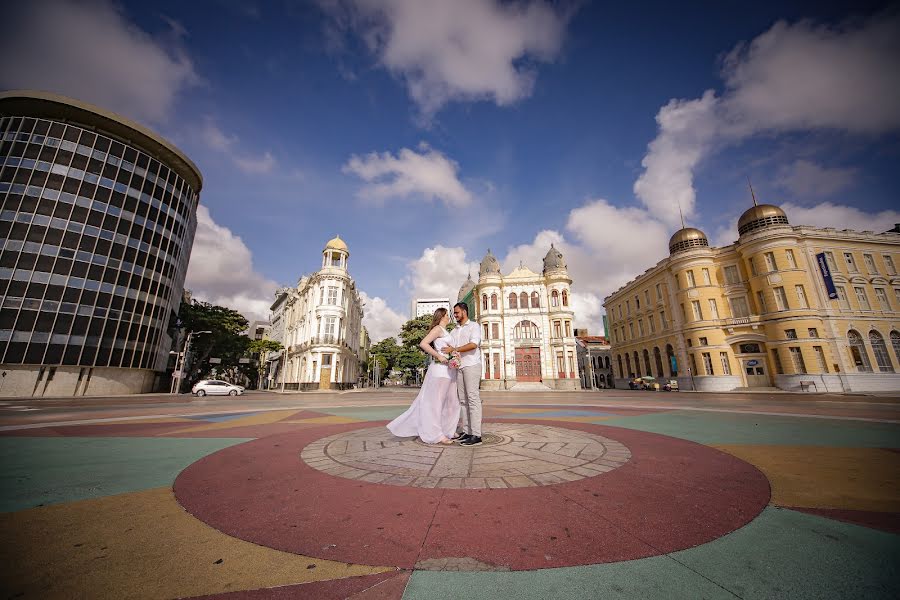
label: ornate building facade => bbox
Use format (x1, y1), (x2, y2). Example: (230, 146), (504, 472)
(458, 245), (580, 390)
(604, 204), (900, 392)
(278, 236), (364, 390)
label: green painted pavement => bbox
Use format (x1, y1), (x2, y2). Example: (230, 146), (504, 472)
(403, 508), (900, 600)
(313, 406), (406, 421)
(600, 410), (900, 446)
(0, 437), (250, 512)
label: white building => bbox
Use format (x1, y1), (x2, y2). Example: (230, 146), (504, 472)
(278, 236), (365, 390)
(459, 245), (580, 390)
(412, 297), (451, 319)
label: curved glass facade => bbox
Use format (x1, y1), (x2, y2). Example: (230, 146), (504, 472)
(0, 112), (199, 373)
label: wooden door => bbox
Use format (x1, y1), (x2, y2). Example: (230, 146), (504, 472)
(515, 347), (542, 382)
(320, 368), (331, 389)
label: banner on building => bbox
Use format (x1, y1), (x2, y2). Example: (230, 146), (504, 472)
(815, 252), (838, 299)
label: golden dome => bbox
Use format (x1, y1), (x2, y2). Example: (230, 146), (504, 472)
(668, 227), (709, 254)
(324, 235), (348, 253)
(737, 204), (789, 235)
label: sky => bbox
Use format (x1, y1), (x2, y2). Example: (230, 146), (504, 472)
(3, 0), (899, 342)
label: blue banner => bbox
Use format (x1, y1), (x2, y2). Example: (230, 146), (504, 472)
(816, 252), (838, 300)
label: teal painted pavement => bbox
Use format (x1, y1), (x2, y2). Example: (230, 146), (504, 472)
(403, 508), (900, 600)
(0, 437), (250, 512)
(600, 410), (900, 446)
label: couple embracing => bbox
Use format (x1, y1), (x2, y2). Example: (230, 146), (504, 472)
(387, 302), (483, 446)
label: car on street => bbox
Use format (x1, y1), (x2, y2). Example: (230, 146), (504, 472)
(663, 379), (679, 391)
(192, 380), (245, 396)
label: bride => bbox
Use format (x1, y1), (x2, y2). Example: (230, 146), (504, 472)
(386, 307), (460, 445)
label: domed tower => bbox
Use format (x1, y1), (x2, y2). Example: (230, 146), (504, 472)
(737, 204), (789, 236)
(542, 243), (567, 275)
(322, 235), (349, 271)
(457, 273), (475, 303)
(668, 227), (709, 254)
(478, 249), (502, 280)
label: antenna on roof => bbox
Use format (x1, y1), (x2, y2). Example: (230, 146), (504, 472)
(677, 200), (685, 229)
(748, 177), (758, 207)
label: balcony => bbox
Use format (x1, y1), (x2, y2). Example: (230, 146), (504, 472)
(725, 315), (762, 327)
(511, 336), (542, 346)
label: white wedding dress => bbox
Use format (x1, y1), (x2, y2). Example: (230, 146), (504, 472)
(387, 328), (460, 444)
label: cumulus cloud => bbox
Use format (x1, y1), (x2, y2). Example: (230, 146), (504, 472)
(199, 119), (278, 175)
(635, 13), (900, 226)
(359, 292), (407, 342)
(185, 206), (280, 322)
(321, 0), (572, 118)
(774, 160), (858, 198)
(343, 143), (473, 207)
(780, 202), (900, 233)
(402, 245), (480, 302)
(0, 0), (199, 124)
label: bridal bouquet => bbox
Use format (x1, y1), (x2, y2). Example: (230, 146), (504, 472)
(446, 351), (461, 370)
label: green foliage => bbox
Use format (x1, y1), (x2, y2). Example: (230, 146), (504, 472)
(248, 339), (282, 355)
(176, 300), (255, 389)
(369, 337), (401, 381)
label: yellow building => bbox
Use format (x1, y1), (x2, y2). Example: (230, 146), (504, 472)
(604, 205), (900, 392)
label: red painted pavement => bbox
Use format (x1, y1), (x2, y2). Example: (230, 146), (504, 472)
(174, 420), (770, 570)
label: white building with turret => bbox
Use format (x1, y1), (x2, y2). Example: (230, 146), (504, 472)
(278, 236), (364, 390)
(458, 245), (580, 390)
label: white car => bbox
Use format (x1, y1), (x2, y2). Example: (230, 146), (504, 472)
(192, 380), (245, 396)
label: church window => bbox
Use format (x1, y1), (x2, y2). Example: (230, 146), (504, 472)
(491, 294), (498, 309)
(531, 291), (540, 308)
(551, 290), (559, 307)
(482, 294), (488, 311)
(509, 293), (518, 309)
(562, 290), (569, 306)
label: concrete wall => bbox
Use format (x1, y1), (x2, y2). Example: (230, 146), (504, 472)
(775, 373), (900, 393)
(0, 365), (157, 397)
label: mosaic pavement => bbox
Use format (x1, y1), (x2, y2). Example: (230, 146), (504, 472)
(1, 398), (898, 599)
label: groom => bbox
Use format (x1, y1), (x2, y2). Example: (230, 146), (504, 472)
(448, 302), (483, 446)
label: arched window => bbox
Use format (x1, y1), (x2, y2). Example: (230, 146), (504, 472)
(666, 344), (676, 376)
(643, 349), (652, 377)
(482, 294), (488, 311)
(509, 293), (518, 309)
(562, 290), (569, 306)
(617, 355), (623, 378)
(513, 320), (540, 339)
(892, 331), (900, 367)
(869, 330), (894, 372)
(490, 294), (498, 310)
(605, 356), (611, 369)
(551, 290), (559, 307)
(625, 353), (632, 377)
(531, 291), (540, 308)
(633, 351), (641, 377)
(654, 347), (664, 378)
(848, 330), (872, 372)
(519, 292), (528, 308)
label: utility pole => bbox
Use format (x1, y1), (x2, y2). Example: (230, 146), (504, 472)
(172, 330), (211, 395)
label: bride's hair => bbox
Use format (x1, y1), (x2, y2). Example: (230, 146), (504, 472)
(428, 307), (448, 351)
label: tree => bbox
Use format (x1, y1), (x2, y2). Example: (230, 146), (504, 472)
(369, 337), (401, 382)
(397, 314), (455, 382)
(248, 339), (283, 390)
(175, 300), (254, 388)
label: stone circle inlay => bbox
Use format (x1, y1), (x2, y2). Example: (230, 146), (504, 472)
(300, 423), (631, 489)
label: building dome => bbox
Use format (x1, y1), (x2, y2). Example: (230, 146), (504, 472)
(668, 227), (709, 254)
(737, 204), (789, 236)
(543, 243), (566, 272)
(325, 235), (348, 253)
(479, 249), (501, 277)
(457, 273), (475, 302)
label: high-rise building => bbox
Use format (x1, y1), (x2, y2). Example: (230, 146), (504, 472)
(0, 91), (203, 396)
(604, 203), (900, 392)
(412, 297), (451, 319)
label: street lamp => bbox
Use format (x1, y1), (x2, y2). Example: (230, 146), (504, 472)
(171, 330), (211, 395)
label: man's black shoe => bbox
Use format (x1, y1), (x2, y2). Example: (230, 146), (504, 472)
(454, 433), (472, 443)
(460, 436), (482, 447)
(450, 431), (467, 441)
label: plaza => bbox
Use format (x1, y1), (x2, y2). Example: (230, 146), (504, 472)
(1, 388), (898, 599)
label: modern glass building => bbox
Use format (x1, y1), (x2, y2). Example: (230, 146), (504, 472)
(0, 91), (202, 396)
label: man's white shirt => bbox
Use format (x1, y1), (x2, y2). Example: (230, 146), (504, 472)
(452, 320), (482, 369)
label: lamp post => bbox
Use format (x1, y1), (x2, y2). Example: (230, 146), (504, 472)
(172, 330), (211, 395)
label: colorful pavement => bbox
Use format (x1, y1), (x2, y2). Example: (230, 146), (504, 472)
(1, 395), (899, 599)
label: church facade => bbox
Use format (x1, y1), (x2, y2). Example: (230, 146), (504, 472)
(458, 246), (580, 390)
(278, 236), (365, 390)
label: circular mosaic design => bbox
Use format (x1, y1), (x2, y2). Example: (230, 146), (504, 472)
(414, 431), (506, 447)
(300, 423), (631, 489)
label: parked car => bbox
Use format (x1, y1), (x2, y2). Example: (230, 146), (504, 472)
(663, 379), (679, 392)
(192, 380), (245, 396)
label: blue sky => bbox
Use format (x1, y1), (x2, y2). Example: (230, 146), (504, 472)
(3, 0), (899, 341)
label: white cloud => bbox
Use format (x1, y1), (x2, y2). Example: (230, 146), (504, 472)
(403, 245), (480, 302)
(184, 205), (279, 322)
(780, 202), (900, 233)
(0, 0), (199, 124)
(343, 143), (473, 207)
(321, 0), (572, 118)
(359, 292), (407, 342)
(199, 119), (278, 175)
(774, 160), (858, 198)
(635, 14), (900, 224)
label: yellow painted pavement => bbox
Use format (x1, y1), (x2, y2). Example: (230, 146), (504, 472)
(283, 416), (363, 425)
(715, 445), (900, 512)
(0, 487), (393, 599)
(161, 409), (301, 435)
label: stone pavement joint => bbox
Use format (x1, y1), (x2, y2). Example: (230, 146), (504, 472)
(300, 423), (631, 489)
